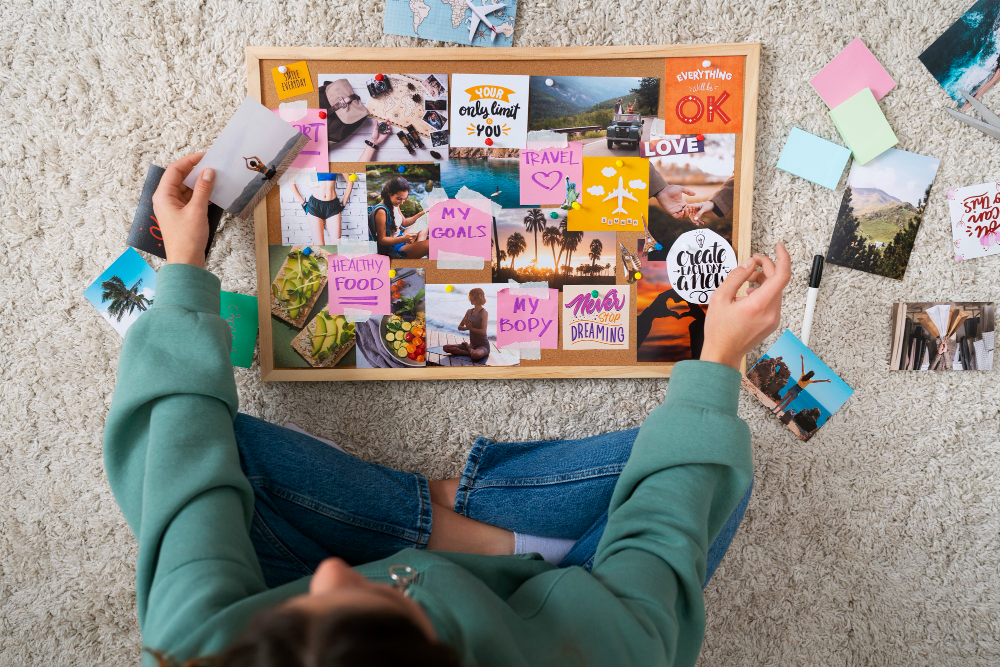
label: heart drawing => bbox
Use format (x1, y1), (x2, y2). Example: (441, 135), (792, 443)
(531, 170), (563, 190)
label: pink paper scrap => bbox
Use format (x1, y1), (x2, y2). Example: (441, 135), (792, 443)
(519, 142), (583, 206)
(326, 253), (390, 315)
(809, 38), (896, 109)
(273, 108), (329, 172)
(427, 199), (492, 260)
(496, 287), (559, 349)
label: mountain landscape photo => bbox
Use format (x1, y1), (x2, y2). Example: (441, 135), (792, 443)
(849, 187), (919, 244)
(527, 76), (660, 133)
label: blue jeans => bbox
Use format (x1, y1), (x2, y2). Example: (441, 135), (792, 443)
(234, 414), (752, 590)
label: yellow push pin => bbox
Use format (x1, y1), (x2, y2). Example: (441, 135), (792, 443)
(571, 202), (581, 210)
(615, 159), (623, 168)
(634, 272), (642, 280)
(389, 269), (396, 278)
(445, 284), (454, 292)
(348, 173), (358, 182)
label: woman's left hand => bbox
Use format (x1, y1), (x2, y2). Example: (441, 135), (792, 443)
(151, 152), (215, 268)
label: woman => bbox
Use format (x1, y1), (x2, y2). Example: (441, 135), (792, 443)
(112, 153), (789, 667)
(442, 287), (490, 362)
(292, 173), (354, 245)
(369, 176), (429, 258)
(770, 354), (832, 415)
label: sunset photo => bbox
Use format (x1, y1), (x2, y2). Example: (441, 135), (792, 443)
(492, 208), (616, 289)
(635, 261), (704, 362)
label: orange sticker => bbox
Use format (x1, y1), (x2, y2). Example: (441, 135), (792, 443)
(662, 56), (744, 135)
(271, 61), (315, 100)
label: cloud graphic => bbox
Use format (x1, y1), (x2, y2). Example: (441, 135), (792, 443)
(628, 179), (647, 189)
(601, 167), (617, 178)
(587, 185), (606, 196)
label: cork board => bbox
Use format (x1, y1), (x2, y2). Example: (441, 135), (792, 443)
(247, 45), (761, 381)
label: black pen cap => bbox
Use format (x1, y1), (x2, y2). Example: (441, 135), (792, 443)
(809, 255), (824, 288)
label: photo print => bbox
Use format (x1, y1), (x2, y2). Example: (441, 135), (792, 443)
(527, 75), (661, 157)
(645, 133), (736, 260)
(268, 244), (357, 369)
(661, 57), (744, 135)
(562, 285), (630, 350)
(948, 181), (1000, 262)
(128, 164), (222, 260)
(919, 0), (1000, 108)
(84, 248), (156, 336)
(183, 96), (308, 220)
(743, 330), (854, 442)
(890, 302), (995, 371)
(356, 269), (427, 368)
(365, 163), (441, 259)
(635, 261), (705, 363)
(318, 73), (449, 163)
(451, 74), (530, 149)
(492, 207), (616, 289)
(279, 172), (367, 246)
(441, 154), (520, 210)
(826, 148), (941, 280)
(424, 284), (520, 366)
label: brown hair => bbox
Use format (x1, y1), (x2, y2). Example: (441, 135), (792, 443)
(145, 608), (461, 667)
(379, 177), (410, 236)
(468, 288), (486, 307)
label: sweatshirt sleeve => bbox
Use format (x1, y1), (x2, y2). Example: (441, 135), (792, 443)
(102, 263), (269, 660)
(710, 177), (735, 218)
(589, 360), (752, 667)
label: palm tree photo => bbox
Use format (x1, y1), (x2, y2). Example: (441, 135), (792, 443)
(506, 232), (526, 269)
(101, 275), (152, 322)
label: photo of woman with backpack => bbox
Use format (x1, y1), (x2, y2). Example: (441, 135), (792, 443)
(366, 164), (440, 259)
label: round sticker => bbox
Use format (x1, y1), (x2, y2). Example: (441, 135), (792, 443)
(665, 229), (737, 304)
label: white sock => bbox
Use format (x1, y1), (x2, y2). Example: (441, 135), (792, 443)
(284, 422), (346, 453)
(514, 532), (577, 564)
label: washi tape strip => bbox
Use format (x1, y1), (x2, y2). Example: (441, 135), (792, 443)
(455, 185), (504, 217)
(498, 340), (542, 359)
(525, 130), (569, 148)
(437, 251), (485, 270)
(277, 100), (309, 122)
(343, 308), (372, 323)
(277, 166), (317, 186)
(336, 239), (379, 256)
(507, 279), (551, 298)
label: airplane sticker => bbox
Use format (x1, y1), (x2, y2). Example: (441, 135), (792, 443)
(466, 0), (505, 43)
(567, 157), (649, 231)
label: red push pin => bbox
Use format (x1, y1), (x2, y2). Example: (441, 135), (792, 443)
(375, 73), (384, 81)
(485, 137), (494, 146)
(696, 134), (704, 141)
(318, 110), (327, 119)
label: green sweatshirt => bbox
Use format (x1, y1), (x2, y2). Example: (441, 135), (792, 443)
(104, 263), (752, 667)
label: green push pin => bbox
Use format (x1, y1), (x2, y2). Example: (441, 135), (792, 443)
(549, 211), (558, 219)
(591, 290), (599, 298)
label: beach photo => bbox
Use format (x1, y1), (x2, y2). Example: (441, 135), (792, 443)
(492, 208), (616, 289)
(424, 284), (519, 366)
(635, 261), (705, 363)
(890, 302), (995, 371)
(366, 163), (441, 259)
(183, 96), (307, 221)
(84, 248), (156, 337)
(527, 75), (661, 157)
(826, 148), (940, 280)
(919, 0), (1000, 108)
(319, 73), (449, 162)
(356, 269), (427, 368)
(646, 133), (736, 260)
(743, 330), (854, 442)
(278, 172), (366, 246)
(441, 157), (520, 209)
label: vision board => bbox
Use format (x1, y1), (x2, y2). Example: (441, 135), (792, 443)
(246, 45), (761, 381)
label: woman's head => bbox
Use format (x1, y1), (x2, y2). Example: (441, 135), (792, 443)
(149, 558), (461, 667)
(468, 288), (486, 307)
(802, 370), (815, 381)
(381, 177), (410, 209)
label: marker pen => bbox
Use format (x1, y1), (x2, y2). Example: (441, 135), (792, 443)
(800, 255), (824, 347)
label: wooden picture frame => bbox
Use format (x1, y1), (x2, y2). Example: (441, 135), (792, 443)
(246, 44), (761, 381)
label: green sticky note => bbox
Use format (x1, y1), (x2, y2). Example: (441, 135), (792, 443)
(220, 291), (259, 368)
(829, 87), (898, 165)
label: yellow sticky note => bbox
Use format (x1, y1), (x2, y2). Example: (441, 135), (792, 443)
(567, 157), (649, 231)
(271, 61), (315, 100)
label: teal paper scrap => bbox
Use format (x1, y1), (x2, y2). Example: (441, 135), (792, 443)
(220, 291), (259, 368)
(776, 127), (852, 190)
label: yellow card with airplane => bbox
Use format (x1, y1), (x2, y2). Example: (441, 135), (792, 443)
(567, 157), (649, 231)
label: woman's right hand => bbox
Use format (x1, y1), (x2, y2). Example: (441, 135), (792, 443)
(700, 242), (791, 370)
(370, 121), (391, 145)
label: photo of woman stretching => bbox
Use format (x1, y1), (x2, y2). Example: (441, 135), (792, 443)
(108, 152), (792, 667)
(442, 287), (490, 362)
(291, 173), (354, 245)
(368, 176), (429, 258)
(771, 354), (832, 415)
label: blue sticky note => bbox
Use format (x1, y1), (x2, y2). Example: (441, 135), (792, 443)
(776, 128), (852, 190)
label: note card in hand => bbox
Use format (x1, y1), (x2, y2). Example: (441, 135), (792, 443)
(327, 254), (390, 318)
(427, 200), (492, 261)
(520, 142), (583, 206)
(810, 38), (896, 109)
(496, 287), (559, 350)
(829, 88), (897, 165)
(776, 128), (851, 190)
(220, 291), (259, 368)
(128, 164), (223, 259)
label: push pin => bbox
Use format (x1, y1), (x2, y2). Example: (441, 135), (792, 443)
(445, 284), (454, 292)
(571, 202), (581, 210)
(397, 166), (406, 173)
(615, 159), (623, 168)
(696, 134), (704, 141)
(348, 173), (358, 181)
(485, 138), (494, 146)
(375, 73), (384, 81)
(634, 272), (642, 280)
(302, 246), (312, 256)
(591, 290), (599, 298)
(389, 269), (397, 278)
(654, 243), (662, 251)
(318, 110), (327, 119)
(549, 211), (558, 219)
(278, 65), (287, 74)
(702, 60), (711, 68)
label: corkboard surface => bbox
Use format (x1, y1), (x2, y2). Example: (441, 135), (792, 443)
(249, 46), (759, 380)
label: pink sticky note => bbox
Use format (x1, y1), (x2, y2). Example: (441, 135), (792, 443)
(809, 38), (896, 109)
(496, 288), (559, 349)
(519, 142), (583, 206)
(272, 109), (329, 172)
(326, 254), (390, 315)
(427, 199), (492, 260)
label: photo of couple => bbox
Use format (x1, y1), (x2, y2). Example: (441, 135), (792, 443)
(635, 261), (706, 363)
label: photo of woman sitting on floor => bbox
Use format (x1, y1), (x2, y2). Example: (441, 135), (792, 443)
(442, 287), (490, 362)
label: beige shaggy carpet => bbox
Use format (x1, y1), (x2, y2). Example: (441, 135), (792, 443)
(2, 0), (999, 664)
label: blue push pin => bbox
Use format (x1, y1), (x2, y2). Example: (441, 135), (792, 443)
(397, 165), (406, 173)
(654, 243), (662, 251)
(302, 246), (312, 256)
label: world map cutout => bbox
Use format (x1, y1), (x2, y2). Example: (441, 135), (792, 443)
(383, 0), (518, 48)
